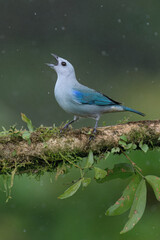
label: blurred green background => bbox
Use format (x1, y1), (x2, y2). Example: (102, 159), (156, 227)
(0, 0), (160, 239)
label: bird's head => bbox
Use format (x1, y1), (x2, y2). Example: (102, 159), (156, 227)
(46, 54), (75, 77)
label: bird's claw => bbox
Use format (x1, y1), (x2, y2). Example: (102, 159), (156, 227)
(60, 126), (68, 133)
(89, 128), (97, 141)
(60, 122), (72, 133)
(89, 134), (95, 141)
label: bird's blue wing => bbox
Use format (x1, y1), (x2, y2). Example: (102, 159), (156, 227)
(72, 88), (121, 106)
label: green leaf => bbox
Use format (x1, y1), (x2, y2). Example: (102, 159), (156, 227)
(85, 150), (94, 168)
(119, 140), (127, 146)
(124, 143), (133, 150)
(58, 179), (82, 199)
(94, 167), (107, 180)
(120, 135), (128, 142)
(106, 174), (141, 216)
(141, 144), (149, 153)
(82, 178), (91, 188)
(0, 127), (9, 137)
(128, 179), (147, 218)
(21, 113), (34, 132)
(120, 179), (147, 234)
(96, 163), (134, 183)
(139, 141), (149, 153)
(125, 143), (137, 150)
(22, 131), (31, 140)
(145, 175), (160, 201)
(132, 143), (137, 150)
(111, 147), (120, 154)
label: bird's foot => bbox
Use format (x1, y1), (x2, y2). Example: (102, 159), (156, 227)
(93, 128), (97, 134)
(60, 122), (72, 133)
(89, 128), (97, 141)
(60, 128), (64, 133)
(60, 125), (68, 133)
(89, 135), (95, 141)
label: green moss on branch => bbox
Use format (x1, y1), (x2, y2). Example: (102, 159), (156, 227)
(0, 120), (160, 175)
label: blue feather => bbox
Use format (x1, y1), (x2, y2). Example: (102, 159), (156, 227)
(72, 89), (120, 106)
(123, 106), (145, 116)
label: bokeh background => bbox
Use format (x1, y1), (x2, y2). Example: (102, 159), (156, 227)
(0, 0), (160, 239)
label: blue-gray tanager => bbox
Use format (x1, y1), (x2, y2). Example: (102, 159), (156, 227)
(46, 54), (145, 133)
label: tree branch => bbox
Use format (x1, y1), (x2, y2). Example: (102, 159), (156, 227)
(0, 120), (160, 175)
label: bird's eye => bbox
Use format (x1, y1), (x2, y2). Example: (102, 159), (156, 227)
(61, 62), (66, 66)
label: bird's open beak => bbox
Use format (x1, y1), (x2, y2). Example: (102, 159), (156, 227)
(51, 53), (58, 61)
(46, 53), (59, 69)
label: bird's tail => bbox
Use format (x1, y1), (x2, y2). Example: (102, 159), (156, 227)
(123, 106), (145, 116)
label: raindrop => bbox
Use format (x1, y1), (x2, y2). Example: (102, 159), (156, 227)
(1, 50), (6, 54)
(48, 92), (50, 95)
(122, 34), (126, 39)
(134, 67), (138, 72)
(117, 19), (122, 23)
(34, 12), (37, 16)
(54, 27), (58, 31)
(61, 26), (66, 31)
(101, 50), (106, 56)
(23, 229), (27, 233)
(101, 50), (109, 56)
(64, 13), (67, 17)
(100, 4), (103, 8)
(154, 32), (158, 36)
(146, 22), (150, 26)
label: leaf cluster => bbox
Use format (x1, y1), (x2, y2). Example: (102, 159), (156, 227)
(58, 149), (160, 234)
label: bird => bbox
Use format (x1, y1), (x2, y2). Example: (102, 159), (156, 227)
(46, 54), (145, 134)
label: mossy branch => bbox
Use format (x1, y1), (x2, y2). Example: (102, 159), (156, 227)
(0, 119), (160, 175)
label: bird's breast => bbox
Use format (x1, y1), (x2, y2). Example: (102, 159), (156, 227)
(54, 82), (73, 113)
